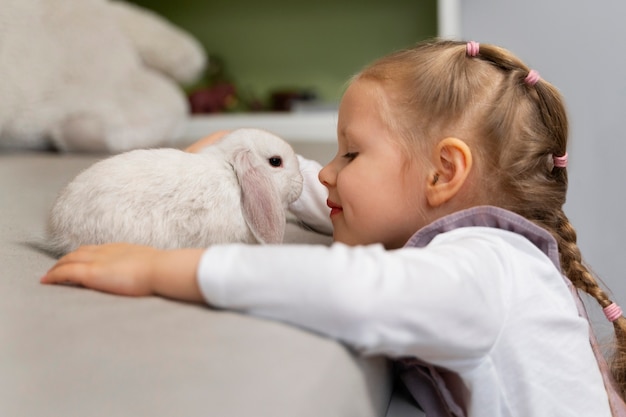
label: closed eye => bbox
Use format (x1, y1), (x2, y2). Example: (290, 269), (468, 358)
(343, 152), (358, 161)
(268, 156), (283, 167)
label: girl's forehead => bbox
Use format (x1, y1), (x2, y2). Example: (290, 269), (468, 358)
(339, 81), (393, 124)
(342, 79), (387, 101)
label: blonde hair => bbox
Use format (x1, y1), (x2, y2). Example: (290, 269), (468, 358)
(357, 38), (626, 401)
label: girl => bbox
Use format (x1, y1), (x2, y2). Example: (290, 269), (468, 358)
(42, 40), (626, 416)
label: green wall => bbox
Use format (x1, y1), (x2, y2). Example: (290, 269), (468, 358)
(129, 0), (437, 105)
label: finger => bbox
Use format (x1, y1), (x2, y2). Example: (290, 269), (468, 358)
(41, 262), (94, 286)
(52, 246), (98, 269)
(44, 244), (108, 280)
(42, 263), (150, 297)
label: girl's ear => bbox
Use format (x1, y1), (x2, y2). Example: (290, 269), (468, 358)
(425, 137), (473, 208)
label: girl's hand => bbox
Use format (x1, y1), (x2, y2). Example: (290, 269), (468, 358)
(41, 244), (162, 296)
(41, 244), (206, 303)
(184, 130), (231, 153)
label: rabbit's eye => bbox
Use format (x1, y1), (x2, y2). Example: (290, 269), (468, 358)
(268, 156), (283, 167)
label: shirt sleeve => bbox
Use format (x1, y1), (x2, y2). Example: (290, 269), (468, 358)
(287, 155), (333, 235)
(196, 230), (512, 367)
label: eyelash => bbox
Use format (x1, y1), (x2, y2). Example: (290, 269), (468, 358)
(343, 152), (358, 161)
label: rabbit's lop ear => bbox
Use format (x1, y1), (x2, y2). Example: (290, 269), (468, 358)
(233, 148), (285, 244)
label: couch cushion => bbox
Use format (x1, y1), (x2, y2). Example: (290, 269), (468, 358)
(0, 152), (392, 417)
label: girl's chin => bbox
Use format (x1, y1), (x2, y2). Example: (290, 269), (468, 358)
(331, 233), (355, 246)
(332, 223), (381, 246)
(333, 232), (395, 249)
(332, 232), (368, 247)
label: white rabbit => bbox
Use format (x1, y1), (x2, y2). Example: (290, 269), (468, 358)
(47, 128), (303, 254)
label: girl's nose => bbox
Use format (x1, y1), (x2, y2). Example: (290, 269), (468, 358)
(318, 161), (336, 188)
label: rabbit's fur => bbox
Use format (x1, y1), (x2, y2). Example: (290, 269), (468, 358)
(47, 128), (303, 254)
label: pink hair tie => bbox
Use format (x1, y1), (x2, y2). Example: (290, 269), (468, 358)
(525, 69), (541, 86)
(553, 152), (568, 168)
(604, 302), (623, 322)
(466, 41), (479, 57)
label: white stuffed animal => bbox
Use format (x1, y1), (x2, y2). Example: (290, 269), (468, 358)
(0, 0), (206, 153)
(47, 129), (303, 254)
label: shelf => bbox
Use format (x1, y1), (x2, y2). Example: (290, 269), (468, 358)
(184, 112), (338, 143)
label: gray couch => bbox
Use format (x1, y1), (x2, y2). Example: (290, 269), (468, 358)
(0, 149), (424, 417)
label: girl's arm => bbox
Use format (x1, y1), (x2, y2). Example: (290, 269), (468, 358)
(42, 233), (507, 364)
(41, 244), (205, 303)
(195, 239), (507, 362)
(288, 156), (333, 235)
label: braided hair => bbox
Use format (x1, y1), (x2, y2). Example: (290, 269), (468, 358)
(358, 39), (626, 402)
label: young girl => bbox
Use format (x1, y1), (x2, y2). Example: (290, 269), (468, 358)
(42, 40), (626, 416)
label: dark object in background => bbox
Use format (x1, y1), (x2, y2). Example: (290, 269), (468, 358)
(189, 83), (238, 113)
(270, 89), (317, 111)
(188, 55), (318, 113)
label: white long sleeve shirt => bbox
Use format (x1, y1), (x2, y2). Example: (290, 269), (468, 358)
(196, 158), (613, 417)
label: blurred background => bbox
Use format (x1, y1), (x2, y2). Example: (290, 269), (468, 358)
(127, 0), (437, 112)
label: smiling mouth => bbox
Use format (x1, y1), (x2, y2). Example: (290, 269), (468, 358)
(327, 199), (343, 217)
